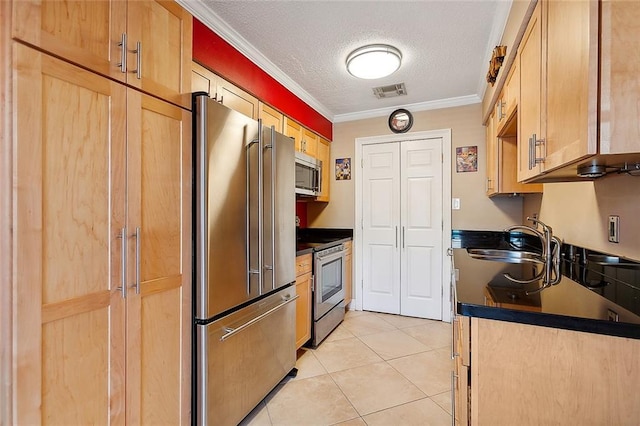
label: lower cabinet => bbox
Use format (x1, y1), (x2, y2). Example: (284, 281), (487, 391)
(344, 241), (353, 306)
(295, 254), (313, 349)
(453, 316), (640, 424)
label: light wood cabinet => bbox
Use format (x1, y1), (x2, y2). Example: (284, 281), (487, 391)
(496, 60), (519, 136)
(12, 0), (192, 109)
(191, 61), (259, 119)
(316, 138), (331, 202)
(285, 117), (319, 158)
(517, 0), (543, 182)
(11, 42), (191, 425)
(470, 318), (640, 424)
(486, 105), (542, 196)
(259, 102), (284, 133)
(485, 111), (498, 196)
(295, 254), (313, 349)
(343, 241), (353, 306)
(517, 0), (640, 182)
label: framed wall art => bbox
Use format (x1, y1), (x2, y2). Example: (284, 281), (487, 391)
(456, 146), (478, 173)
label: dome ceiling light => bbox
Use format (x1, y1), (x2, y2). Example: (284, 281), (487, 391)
(346, 44), (402, 79)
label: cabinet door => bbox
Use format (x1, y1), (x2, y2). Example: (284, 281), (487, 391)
(302, 127), (318, 158)
(344, 242), (353, 305)
(295, 271), (312, 349)
(259, 102), (284, 133)
(485, 112), (498, 196)
(192, 61), (219, 97)
(126, 92), (192, 425)
(600, 1), (640, 154)
(316, 138), (331, 202)
(12, 0), (127, 83)
(127, 0), (192, 109)
(517, 0), (543, 182)
(13, 44), (127, 425)
(543, 0), (598, 173)
(284, 117), (303, 152)
(504, 59), (519, 121)
(216, 78), (259, 119)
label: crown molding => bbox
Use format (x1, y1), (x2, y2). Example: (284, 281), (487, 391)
(332, 94), (481, 123)
(177, 0), (334, 121)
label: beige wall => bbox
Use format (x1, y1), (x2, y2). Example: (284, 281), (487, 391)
(524, 174), (640, 261)
(307, 103), (524, 231)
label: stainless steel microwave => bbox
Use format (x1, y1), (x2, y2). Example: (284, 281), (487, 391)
(295, 151), (322, 197)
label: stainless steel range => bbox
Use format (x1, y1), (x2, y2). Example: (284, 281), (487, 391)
(312, 242), (346, 346)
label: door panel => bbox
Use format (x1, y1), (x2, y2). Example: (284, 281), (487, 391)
(126, 91), (191, 425)
(361, 138), (443, 319)
(362, 144), (400, 314)
(13, 44), (126, 424)
(401, 139), (443, 318)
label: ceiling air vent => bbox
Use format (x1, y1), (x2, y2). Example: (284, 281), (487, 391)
(372, 83), (407, 99)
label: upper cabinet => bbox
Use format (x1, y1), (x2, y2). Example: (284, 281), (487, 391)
(191, 61), (259, 119)
(517, 0), (544, 182)
(12, 0), (192, 109)
(518, 0), (640, 182)
(316, 138), (331, 202)
(259, 102), (284, 133)
(285, 117), (319, 158)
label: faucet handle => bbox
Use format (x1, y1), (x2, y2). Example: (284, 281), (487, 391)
(527, 216), (552, 234)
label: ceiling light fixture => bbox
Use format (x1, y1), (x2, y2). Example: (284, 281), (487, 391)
(346, 44), (402, 79)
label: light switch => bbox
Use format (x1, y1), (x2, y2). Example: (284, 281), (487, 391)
(452, 198), (461, 210)
(608, 215), (619, 243)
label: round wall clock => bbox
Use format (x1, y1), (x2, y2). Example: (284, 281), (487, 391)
(388, 108), (413, 133)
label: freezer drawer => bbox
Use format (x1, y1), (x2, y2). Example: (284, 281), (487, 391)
(195, 286), (297, 426)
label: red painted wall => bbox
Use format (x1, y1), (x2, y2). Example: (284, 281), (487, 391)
(193, 19), (333, 141)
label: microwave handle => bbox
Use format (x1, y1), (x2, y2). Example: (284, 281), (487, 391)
(316, 160), (322, 194)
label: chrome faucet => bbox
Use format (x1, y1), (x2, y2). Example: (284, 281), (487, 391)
(504, 217), (562, 293)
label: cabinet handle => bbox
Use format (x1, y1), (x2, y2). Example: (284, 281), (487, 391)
(219, 95), (224, 104)
(133, 227), (141, 294)
(528, 136), (534, 170)
(451, 371), (457, 425)
(116, 227), (127, 298)
(117, 33), (127, 73)
(130, 41), (142, 80)
(532, 133), (545, 167)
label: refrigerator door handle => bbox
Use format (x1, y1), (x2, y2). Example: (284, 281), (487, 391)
(266, 125), (276, 289)
(219, 293), (299, 342)
(246, 136), (261, 294)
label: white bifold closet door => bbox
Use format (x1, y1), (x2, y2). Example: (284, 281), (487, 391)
(362, 138), (443, 319)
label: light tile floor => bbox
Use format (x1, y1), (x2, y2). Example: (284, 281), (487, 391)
(240, 310), (453, 426)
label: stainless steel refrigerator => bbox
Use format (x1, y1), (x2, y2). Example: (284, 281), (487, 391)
(193, 94), (297, 426)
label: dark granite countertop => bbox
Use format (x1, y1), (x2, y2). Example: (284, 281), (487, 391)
(296, 228), (353, 257)
(453, 230), (640, 339)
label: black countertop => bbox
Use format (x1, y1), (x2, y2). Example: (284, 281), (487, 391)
(296, 228), (353, 256)
(453, 230), (640, 339)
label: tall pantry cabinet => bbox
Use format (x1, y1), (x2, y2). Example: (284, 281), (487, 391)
(3, 1), (193, 424)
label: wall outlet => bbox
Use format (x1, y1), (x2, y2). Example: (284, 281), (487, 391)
(608, 215), (619, 243)
(452, 198), (461, 210)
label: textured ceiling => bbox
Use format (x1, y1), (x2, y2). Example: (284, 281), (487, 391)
(181, 0), (512, 122)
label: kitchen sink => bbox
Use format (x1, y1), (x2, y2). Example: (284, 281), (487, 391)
(466, 248), (544, 264)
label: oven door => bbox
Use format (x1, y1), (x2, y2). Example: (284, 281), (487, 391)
(314, 247), (345, 320)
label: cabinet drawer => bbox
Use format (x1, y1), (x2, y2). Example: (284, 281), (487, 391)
(296, 254), (312, 276)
